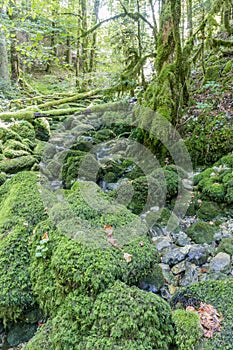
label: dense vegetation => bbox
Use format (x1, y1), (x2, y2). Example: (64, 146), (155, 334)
(0, 0), (233, 349)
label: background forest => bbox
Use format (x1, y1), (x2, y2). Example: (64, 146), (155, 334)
(0, 0), (233, 349)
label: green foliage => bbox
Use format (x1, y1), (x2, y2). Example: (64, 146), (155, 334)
(185, 221), (218, 244)
(172, 309), (202, 350)
(171, 279), (233, 349)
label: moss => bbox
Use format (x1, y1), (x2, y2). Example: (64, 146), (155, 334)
(33, 117), (50, 141)
(185, 221), (218, 244)
(0, 155), (36, 174)
(26, 281), (174, 350)
(193, 157), (233, 206)
(0, 173), (6, 186)
(10, 121), (35, 141)
(3, 148), (30, 158)
(62, 151), (98, 189)
(0, 127), (23, 143)
(0, 224), (36, 323)
(222, 59), (233, 75)
(0, 172), (46, 322)
(171, 279), (233, 349)
(185, 114), (233, 166)
(204, 65), (221, 82)
(197, 201), (221, 220)
(217, 238), (233, 255)
(172, 309), (202, 350)
(203, 183), (225, 202)
(215, 153), (233, 168)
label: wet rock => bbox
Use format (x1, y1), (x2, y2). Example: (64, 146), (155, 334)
(6, 322), (38, 347)
(171, 260), (186, 275)
(179, 263), (199, 286)
(159, 263), (178, 286)
(153, 237), (173, 251)
(187, 245), (209, 266)
(174, 232), (191, 246)
(161, 247), (189, 266)
(209, 252), (231, 273)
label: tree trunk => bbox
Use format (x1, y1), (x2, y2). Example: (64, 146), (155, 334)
(0, 31), (10, 91)
(89, 0), (100, 72)
(186, 0), (193, 37)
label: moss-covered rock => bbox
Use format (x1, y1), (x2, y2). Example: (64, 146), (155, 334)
(171, 279), (233, 349)
(185, 221), (218, 244)
(33, 117), (50, 141)
(193, 155), (233, 205)
(0, 155), (36, 174)
(62, 150), (99, 189)
(185, 113), (233, 166)
(217, 238), (233, 256)
(0, 173), (6, 186)
(197, 201), (221, 220)
(25, 281), (174, 350)
(10, 121), (35, 141)
(0, 172), (46, 322)
(172, 309), (203, 350)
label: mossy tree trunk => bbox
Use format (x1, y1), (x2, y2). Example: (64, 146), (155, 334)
(0, 29), (10, 92)
(144, 0), (184, 124)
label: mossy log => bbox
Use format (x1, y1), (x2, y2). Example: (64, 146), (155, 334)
(0, 88), (111, 121)
(38, 88), (109, 110)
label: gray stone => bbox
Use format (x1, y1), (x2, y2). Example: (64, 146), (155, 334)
(175, 232), (191, 246)
(7, 322), (38, 347)
(187, 245), (209, 266)
(153, 237), (172, 251)
(161, 247), (188, 266)
(209, 252), (231, 273)
(171, 260), (186, 275)
(180, 263), (199, 286)
(159, 263), (178, 286)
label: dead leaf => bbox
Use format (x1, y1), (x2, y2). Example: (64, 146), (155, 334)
(186, 302), (223, 338)
(124, 253), (132, 263)
(104, 224), (113, 236)
(42, 232), (49, 240)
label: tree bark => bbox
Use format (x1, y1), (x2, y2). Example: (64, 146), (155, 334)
(0, 32), (10, 91)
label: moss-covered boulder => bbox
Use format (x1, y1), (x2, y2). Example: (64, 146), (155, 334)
(194, 154), (233, 205)
(197, 201), (221, 220)
(185, 221), (218, 244)
(217, 238), (233, 255)
(0, 155), (36, 174)
(62, 150), (99, 188)
(171, 279), (233, 349)
(10, 121), (35, 141)
(0, 172), (46, 323)
(33, 117), (50, 141)
(25, 281), (174, 350)
(185, 113), (233, 166)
